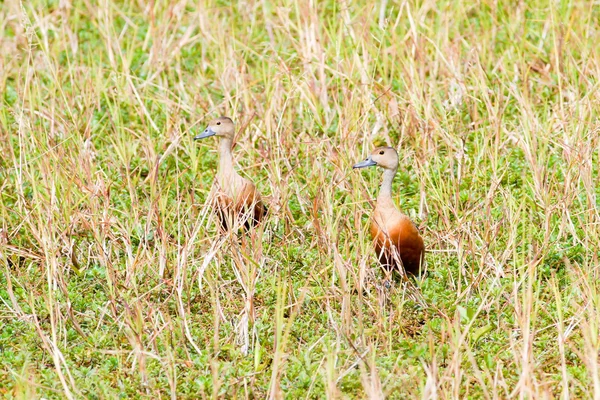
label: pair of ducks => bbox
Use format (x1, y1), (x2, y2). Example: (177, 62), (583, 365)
(194, 117), (425, 277)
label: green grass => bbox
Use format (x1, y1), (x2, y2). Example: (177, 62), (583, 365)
(1, 0), (599, 397)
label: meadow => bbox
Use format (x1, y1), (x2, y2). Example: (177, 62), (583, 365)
(1, 0), (599, 398)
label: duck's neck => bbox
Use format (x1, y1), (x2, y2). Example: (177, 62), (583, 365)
(218, 138), (234, 176)
(377, 168), (397, 202)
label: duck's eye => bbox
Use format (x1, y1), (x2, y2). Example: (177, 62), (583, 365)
(217, 122), (221, 125)
(379, 150), (384, 155)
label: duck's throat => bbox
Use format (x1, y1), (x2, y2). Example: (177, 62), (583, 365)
(218, 138), (234, 176)
(377, 168), (397, 201)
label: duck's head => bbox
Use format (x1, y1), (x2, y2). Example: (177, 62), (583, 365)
(353, 146), (399, 171)
(194, 116), (235, 141)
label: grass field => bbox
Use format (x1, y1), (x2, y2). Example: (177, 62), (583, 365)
(1, 0), (600, 398)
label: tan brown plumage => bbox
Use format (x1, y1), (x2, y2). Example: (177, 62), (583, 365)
(354, 146), (425, 276)
(195, 116), (267, 231)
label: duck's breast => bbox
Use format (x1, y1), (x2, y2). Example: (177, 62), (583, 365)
(216, 176), (266, 230)
(370, 209), (424, 275)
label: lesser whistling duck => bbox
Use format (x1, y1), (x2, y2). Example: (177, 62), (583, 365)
(353, 146), (425, 276)
(194, 116), (267, 230)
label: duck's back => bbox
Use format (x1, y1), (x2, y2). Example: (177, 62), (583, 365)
(236, 179), (267, 227)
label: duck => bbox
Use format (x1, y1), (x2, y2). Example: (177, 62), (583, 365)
(353, 146), (425, 276)
(194, 116), (267, 231)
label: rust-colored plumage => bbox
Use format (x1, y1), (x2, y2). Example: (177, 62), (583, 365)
(354, 146), (425, 276)
(195, 116), (267, 231)
(213, 181), (267, 231)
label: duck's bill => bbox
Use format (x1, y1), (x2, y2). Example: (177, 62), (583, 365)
(352, 157), (377, 169)
(194, 127), (216, 140)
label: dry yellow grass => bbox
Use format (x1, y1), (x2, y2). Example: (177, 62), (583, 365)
(1, 0), (599, 398)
